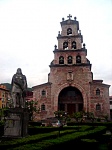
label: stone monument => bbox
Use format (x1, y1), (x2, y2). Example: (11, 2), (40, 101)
(3, 68), (29, 138)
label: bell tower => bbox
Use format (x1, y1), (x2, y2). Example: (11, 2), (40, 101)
(49, 14), (93, 114)
(50, 14), (91, 70)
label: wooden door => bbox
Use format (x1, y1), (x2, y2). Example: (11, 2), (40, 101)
(67, 104), (76, 115)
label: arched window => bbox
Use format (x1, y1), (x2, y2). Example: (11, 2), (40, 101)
(72, 41), (76, 49)
(76, 55), (81, 63)
(41, 90), (46, 96)
(67, 28), (72, 35)
(96, 88), (100, 96)
(41, 104), (45, 111)
(68, 56), (72, 64)
(96, 103), (101, 111)
(59, 56), (64, 64)
(63, 42), (68, 50)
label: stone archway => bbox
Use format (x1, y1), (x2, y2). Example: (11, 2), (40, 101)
(58, 86), (83, 115)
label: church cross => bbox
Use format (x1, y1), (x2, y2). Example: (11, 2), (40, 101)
(67, 14), (72, 20)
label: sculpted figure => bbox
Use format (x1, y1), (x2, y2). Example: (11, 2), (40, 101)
(11, 68), (27, 108)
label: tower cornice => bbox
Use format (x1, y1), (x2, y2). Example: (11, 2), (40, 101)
(57, 34), (82, 39)
(53, 48), (87, 55)
(49, 63), (91, 68)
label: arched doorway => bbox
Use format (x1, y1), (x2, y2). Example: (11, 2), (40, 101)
(58, 86), (83, 115)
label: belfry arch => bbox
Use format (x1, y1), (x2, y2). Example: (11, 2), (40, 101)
(58, 86), (83, 115)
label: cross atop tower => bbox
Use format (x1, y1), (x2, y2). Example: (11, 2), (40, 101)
(67, 14), (72, 20)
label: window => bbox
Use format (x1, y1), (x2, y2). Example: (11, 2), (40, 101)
(96, 103), (101, 111)
(63, 42), (68, 50)
(96, 88), (100, 96)
(72, 41), (76, 49)
(68, 56), (72, 64)
(41, 90), (46, 96)
(110, 101), (112, 105)
(67, 28), (72, 35)
(59, 56), (64, 64)
(41, 104), (45, 111)
(76, 55), (81, 63)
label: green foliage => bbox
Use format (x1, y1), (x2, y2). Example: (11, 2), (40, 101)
(72, 111), (83, 122)
(81, 139), (98, 143)
(25, 100), (39, 121)
(54, 110), (67, 118)
(0, 120), (4, 126)
(6, 126), (107, 150)
(0, 108), (9, 121)
(54, 110), (68, 123)
(103, 115), (109, 122)
(0, 125), (107, 150)
(72, 111), (95, 123)
(1, 83), (12, 91)
(0, 129), (78, 149)
(98, 144), (109, 150)
(1, 83), (33, 92)
(85, 111), (94, 119)
(97, 118), (101, 122)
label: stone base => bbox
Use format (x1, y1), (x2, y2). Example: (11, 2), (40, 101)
(3, 108), (29, 138)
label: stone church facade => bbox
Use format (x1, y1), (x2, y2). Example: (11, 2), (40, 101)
(33, 15), (110, 121)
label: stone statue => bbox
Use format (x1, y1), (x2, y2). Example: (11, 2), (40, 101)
(11, 68), (27, 108)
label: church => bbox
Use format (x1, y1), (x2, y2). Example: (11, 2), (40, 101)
(32, 14), (110, 121)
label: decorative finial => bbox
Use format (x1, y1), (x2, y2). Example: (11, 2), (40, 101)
(74, 17), (77, 20)
(78, 30), (81, 34)
(67, 14), (72, 20)
(62, 18), (64, 21)
(83, 43), (86, 49)
(58, 31), (61, 37)
(54, 45), (57, 50)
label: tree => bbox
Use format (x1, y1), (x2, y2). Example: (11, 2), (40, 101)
(103, 114), (109, 122)
(54, 110), (68, 124)
(0, 108), (9, 121)
(72, 111), (83, 130)
(25, 100), (40, 121)
(54, 110), (68, 137)
(72, 111), (83, 123)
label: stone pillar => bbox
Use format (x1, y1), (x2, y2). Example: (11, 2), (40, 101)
(65, 104), (67, 112)
(76, 104), (78, 112)
(3, 108), (29, 138)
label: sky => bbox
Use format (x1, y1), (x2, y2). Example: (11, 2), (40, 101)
(0, 0), (112, 95)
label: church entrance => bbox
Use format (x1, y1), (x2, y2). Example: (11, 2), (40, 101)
(58, 86), (83, 115)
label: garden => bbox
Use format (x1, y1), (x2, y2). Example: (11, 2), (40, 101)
(0, 110), (112, 150)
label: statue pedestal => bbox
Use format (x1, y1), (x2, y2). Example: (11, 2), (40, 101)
(3, 108), (29, 138)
